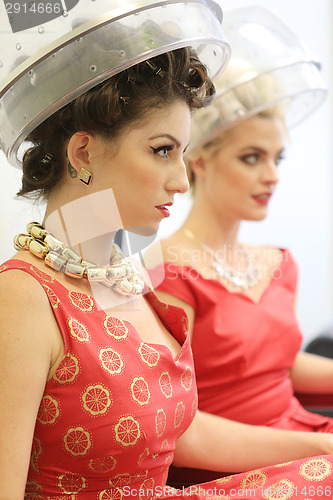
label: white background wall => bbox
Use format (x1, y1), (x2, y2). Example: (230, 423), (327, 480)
(0, 0), (332, 346)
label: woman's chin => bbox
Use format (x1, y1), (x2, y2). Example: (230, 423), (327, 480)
(244, 210), (269, 222)
(123, 224), (159, 237)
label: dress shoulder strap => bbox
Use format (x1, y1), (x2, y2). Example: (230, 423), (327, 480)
(0, 258), (57, 286)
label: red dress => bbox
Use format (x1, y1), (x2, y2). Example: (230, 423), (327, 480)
(157, 250), (333, 432)
(2, 258), (333, 500)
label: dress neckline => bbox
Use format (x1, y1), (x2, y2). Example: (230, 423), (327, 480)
(165, 248), (289, 305)
(3, 258), (188, 362)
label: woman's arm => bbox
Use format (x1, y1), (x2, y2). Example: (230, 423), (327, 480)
(290, 351), (333, 394)
(0, 271), (59, 499)
(173, 409), (333, 473)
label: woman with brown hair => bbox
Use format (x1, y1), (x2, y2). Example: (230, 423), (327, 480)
(1, 2), (333, 498)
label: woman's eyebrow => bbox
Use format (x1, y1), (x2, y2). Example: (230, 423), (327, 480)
(238, 146), (266, 153)
(149, 134), (181, 147)
(239, 146), (285, 154)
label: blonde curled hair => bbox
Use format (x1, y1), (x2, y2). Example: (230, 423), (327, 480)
(185, 59), (288, 184)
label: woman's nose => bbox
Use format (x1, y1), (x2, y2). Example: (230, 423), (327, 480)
(262, 160), (279, 185)
(167, 159), (190, 194)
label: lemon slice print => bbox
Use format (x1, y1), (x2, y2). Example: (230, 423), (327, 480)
(58, 473), (86, 494)
(180, 366), (193, 391)
(68, 291), (94, 311)
(88, 455), (117, 473)
(100, 348), (124, 375)
(159, 371), (172, 399)
(174, 401), (185, 429)
(130, 377), (151, 406)
(263, 479), (295, 500)
(53, 353), (80, 384)
(82, 384), (112, 415)
(155, 408), (167, 438)
(138, 343), (160, 367)
(300, 457), (332, 481)
(104, 316), (129, 339)
(64, 426), (92, 456)
(114, 416), (141, 447)
(68, 317), (90, 342)
(241, 470), (267, 491)
(37, 395), (60, 425)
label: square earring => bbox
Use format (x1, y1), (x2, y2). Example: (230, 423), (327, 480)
(79, 168), (92, 185)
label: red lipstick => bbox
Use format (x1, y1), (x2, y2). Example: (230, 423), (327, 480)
(155, 202), (173, 218)
(252, 193), (272, 206)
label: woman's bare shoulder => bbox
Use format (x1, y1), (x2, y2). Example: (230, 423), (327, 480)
(0, 264), (54, 327)
(0, 260), (63, 372)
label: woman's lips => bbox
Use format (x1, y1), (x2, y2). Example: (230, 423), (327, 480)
(252, 193), (272, 206)
(155, 203), (173, 217)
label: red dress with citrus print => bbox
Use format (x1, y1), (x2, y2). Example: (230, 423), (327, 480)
(2, 259), (333, 500)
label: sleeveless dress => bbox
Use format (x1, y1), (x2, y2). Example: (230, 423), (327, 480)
(3, 258), (333, 500)
(157, 249), (333, 432)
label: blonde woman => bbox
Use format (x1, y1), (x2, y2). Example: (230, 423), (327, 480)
(156, 6), (333, 486)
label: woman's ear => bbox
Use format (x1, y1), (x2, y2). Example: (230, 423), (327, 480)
(67, 132), (93, 174)
(189, 155), (207, 179)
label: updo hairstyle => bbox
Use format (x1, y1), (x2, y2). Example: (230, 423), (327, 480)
(18, 47), (215, 200)
(186, 60), (288, 185)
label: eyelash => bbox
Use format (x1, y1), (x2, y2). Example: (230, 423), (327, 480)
(151, 145), (175, 159)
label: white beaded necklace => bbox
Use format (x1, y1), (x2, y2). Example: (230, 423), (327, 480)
(14, 222), (145, 296)
(182, 228), (260, 290)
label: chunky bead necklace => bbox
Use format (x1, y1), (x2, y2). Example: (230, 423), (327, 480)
(182, 228), (260, 290)
(14, 222), (145, 296)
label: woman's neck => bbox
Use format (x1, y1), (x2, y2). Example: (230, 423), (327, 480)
(44, 187), (122, 266)
(182, 197), (241, 253)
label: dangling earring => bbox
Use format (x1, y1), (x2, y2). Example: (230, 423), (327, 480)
(68, 161), (77, 178)
(79, 167), (92, 185)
